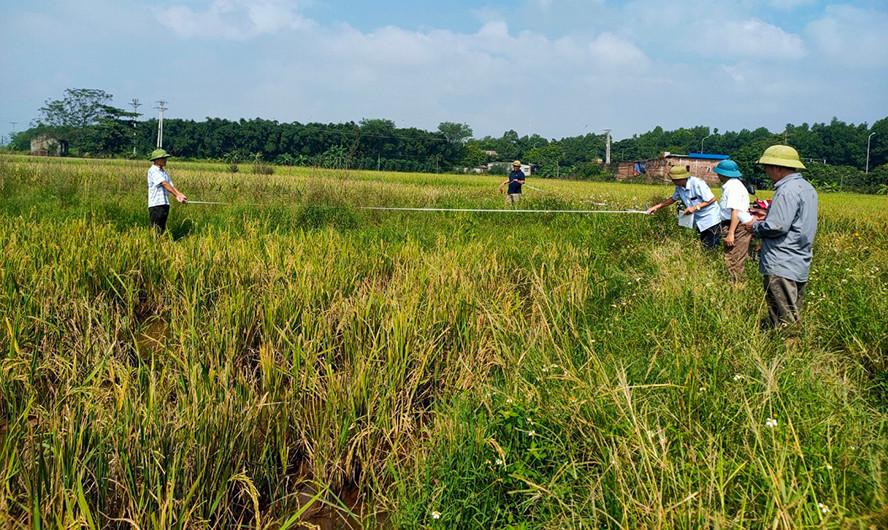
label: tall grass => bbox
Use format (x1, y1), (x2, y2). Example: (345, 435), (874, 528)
(1, 155), (885, 528)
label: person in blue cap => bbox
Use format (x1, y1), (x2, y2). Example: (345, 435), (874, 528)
(715, 160), (753, 281)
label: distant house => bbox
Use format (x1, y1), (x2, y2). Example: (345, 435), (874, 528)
(30, 134), (69, 156)
(616, 152), (730, 185)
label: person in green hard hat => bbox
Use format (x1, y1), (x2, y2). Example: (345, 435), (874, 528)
(715, 160), (753, 282)
(742, 145), (817, 330)
(147, 149), (187, 234)
(646, 165), (722, 248)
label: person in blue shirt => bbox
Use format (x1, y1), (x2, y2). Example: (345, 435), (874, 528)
(499, 160), (526, 205)
(646, 165), (722, 248)
(742, 145), (818, 330)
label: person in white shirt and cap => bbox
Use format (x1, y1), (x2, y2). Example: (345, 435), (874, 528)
(147, 149), (187, 234)
(714, 159), (753, 281)
(646, 165), (722, 249)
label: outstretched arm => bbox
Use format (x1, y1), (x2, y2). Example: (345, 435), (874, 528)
(646, 198), (676, 215)
(161, 181), (188, 203)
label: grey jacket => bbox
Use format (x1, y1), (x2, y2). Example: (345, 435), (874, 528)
(753, 173), (818, 282)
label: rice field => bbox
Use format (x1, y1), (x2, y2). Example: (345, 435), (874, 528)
(0, 155), (886, 528)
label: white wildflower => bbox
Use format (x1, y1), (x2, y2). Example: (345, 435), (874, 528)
(528, 430), (536, 437)
(818, 502), (830, 514)
(431, 511), (441, 520)
(495, 458), (503, 466)
(765, 417), (778, 429)
(825, 463), (833, 471)
(733, 374), (743, 381)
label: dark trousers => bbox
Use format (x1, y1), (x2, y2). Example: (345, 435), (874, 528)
(699, 223), (721, 249)
(763, 275), (807, 328)
(149, 205), (170, 234)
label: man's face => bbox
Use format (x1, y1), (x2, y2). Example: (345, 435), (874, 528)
(763, 164), (787, 181)
(155, 157), (167, 168)
(673, 178), (688, 187)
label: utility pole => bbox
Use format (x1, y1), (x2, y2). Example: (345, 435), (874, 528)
(130, 99), (142, 156)
(700, 128), (717, 153)
(866, 132), (876, 174)
(154, 100), (168, 148)
(603, 129), (612, 165)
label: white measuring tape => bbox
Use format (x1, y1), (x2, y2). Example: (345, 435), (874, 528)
(358, 206), (650, 215)
(184, 200), (648, 215)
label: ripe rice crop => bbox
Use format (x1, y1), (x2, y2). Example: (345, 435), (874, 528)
(1, 155), (885, 528)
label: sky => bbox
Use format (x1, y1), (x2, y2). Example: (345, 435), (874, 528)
(1, 0), (887, 141)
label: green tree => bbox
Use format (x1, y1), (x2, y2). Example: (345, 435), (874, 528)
(867, 118), (888, 169)
(37, 88), (116, 128)
(526, 144), (564, 178)
(461, 144), (487, 169)
(437, 122), (473, 144)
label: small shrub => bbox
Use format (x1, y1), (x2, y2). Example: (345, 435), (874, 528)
(223, 151), (240, 173)
(250, 152), (273, 175)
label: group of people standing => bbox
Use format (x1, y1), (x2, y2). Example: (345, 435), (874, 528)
(147, 144), (817, 331)
(646, 145), (818, 330)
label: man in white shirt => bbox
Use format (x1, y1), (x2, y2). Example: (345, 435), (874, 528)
(646, 165), (722, 249)
(714, 160), (753, 281)
(147, 149), (187, 234)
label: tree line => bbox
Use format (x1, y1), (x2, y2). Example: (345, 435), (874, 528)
(8, 88), (888, 193)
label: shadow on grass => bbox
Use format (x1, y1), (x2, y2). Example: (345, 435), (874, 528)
(170, 218), (195, 241)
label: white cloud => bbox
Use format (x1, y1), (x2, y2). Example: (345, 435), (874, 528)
(695, 18), (806, 60)
(156, 0), (313, 40)
(807, 5), (888, 68)
(5, 0), (884, 140)
(232, 20), (658, 136)
(588, 32), (650, 69)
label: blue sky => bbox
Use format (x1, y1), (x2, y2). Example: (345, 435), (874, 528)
(1, 0), (886, 141)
